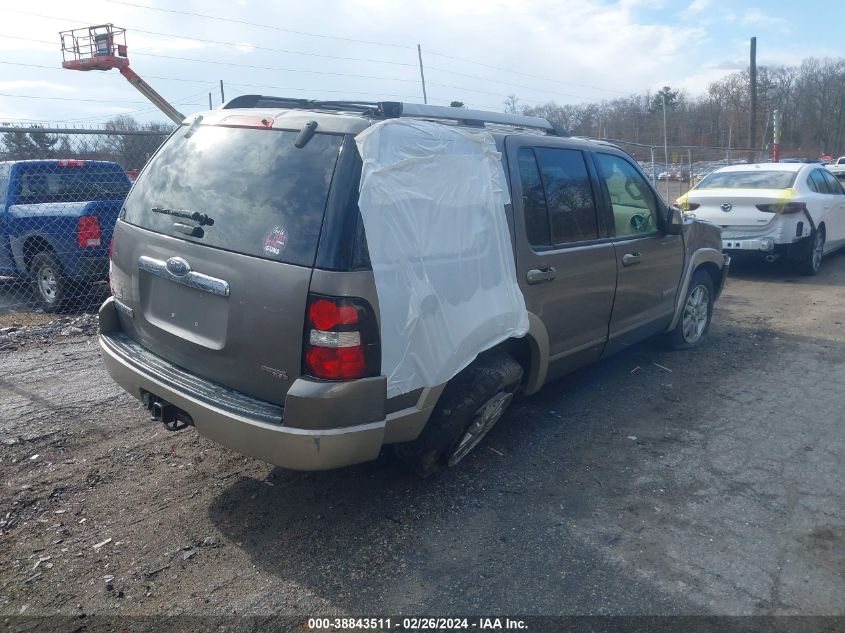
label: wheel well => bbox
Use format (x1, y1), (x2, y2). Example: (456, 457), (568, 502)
(488, 337), (532, 389)
(23, 237), (55, 273)
(695, 261), (722, 292)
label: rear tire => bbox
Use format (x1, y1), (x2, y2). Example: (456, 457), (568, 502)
(30, 252), (68, 313)
(797, 227), (824, 276)
(663, 270), (714, 350)
(393, 351), (523, 478)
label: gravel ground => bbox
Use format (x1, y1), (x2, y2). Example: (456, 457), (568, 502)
(0, 253), (843, 620)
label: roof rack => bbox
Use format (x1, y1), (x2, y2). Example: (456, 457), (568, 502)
(222, 95), (568, 136)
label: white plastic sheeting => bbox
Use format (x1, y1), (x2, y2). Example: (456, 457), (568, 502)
(355, 119), (529, 398)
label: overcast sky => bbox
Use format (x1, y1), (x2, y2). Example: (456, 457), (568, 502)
(0, 0), (843, 125)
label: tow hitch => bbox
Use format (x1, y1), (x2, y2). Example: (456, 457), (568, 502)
(141, 391), (193, 431)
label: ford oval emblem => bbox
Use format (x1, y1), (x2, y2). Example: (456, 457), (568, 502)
(165, 257), (191, 276)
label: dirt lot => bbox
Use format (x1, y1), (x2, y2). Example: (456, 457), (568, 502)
(0, 253), (843, 621)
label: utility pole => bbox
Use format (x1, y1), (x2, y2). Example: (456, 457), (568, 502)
(219, 80), (225, 105)
(662, 93), (669, 200)
(417, 44), (428, 104)
(208, 92), (213, 110)
(650, 146), (656, 187)
(749, 37), (758, 162)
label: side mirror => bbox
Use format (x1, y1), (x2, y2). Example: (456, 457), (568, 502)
(666, 206), (684, 235)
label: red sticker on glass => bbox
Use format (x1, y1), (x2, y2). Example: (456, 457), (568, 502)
(263, 226), (288, 256)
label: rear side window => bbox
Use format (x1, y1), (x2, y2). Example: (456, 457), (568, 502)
(122, 125), (343, 267)
(697, 171), (797, 189)
(516, 146), (598, 247)
(808, 170), (827, 193)
(819, 169), (843, 194)
(14, 165), (130, 204)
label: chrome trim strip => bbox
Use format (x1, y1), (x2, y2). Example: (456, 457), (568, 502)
(138, 255), (230, 297)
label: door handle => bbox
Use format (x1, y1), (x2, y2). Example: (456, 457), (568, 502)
(622, 252), (641, 267)
(526, 266), (557, 284)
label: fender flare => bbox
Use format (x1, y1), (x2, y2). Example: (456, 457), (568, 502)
(521, 312), (550, 396)
(668, 247), (725, 331)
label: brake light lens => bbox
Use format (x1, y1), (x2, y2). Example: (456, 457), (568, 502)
(217, 115), (275, 129)
(756, 202), (807, 214)
(303, 294), (380, 381)
(308, 298), (359, 330)
(77, 216), (102, 247)
(57, 160), (86, 167)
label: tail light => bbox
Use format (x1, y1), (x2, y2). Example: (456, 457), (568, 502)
(57, 160), (86, 167)
(303, 294), (380, 381)
(756, 202), (806, 214)
(77, 216), (102, 247)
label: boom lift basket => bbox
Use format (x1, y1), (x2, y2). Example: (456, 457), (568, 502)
(60, 24), (129, 72)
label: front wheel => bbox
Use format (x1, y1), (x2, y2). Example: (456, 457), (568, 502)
(393, 351), (523, 478)
(663, 270), (714, 350)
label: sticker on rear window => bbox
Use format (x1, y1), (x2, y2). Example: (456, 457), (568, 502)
(262, 226), (288, 257)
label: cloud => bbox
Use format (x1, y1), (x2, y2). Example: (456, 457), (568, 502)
(682, 0), (712, 16)
(741, 7), (789, 30)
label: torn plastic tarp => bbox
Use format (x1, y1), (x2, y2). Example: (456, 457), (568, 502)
(355, 119), (529, 398)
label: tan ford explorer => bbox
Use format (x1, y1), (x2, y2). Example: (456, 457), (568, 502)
(99, 97), (729, 477)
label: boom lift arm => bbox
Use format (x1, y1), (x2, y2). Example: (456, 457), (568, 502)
(60, 24), (185, 125)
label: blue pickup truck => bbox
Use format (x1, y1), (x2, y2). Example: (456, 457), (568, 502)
(0, 159), (131, 311)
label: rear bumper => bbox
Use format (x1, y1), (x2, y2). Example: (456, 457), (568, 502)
(98, 298), (432, 470)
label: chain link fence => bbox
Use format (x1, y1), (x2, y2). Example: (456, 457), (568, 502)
(0, 124), (770, 326)
(598, 138), (770, 205)
(0, 126), (168, 326)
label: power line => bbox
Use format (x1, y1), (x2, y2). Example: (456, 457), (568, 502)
(423, 50), (628, 95)
(0, 59), (500, 110)
(105, 0), (628, 95)
(104, 0), (414, 50)
(129, 51), (421, 85)
(10, 10), (418, 69)
(46, 8), (599, 100)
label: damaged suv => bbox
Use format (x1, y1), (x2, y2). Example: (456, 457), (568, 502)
(99, 97), (729, 476)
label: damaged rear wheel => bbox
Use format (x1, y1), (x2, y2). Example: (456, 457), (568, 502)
(394, 351), (523, 478)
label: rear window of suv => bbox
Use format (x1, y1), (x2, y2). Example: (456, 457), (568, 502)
(696, 171), (797, 190)
(122, 125), (343, 267)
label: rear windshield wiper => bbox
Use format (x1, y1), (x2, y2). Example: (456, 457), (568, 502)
(152, 206), (215, 226)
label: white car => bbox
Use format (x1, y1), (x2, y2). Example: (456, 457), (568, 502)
(675, 163), (845, 275)
(827, 156), (845, 180)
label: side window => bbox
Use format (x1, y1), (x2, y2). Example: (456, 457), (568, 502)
(517, 148), (551, 246)
(808, 170), (827, 193)
(594, 153), (661, 238)
(0, 165), (8, 207)
(533, 148), (599, 243)
(820, 169), (844, 195)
